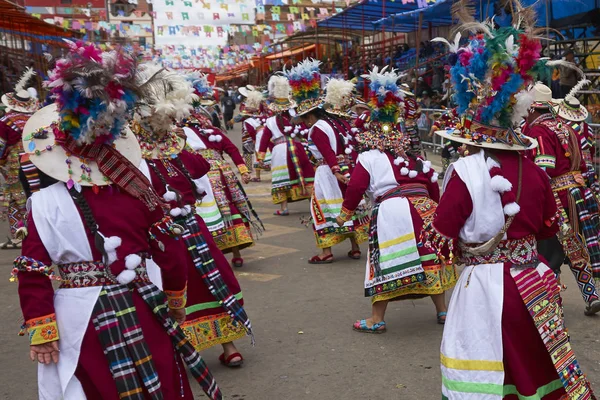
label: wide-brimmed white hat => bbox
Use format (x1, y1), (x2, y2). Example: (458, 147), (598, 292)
(1, 68), (40, 114)
(22, 104), (141, 186)
(529, 83), (556, 109)
(553, 97), (588, 122)
(435, 118), (538, 151)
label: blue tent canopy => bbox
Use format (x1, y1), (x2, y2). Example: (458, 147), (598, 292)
(317, 0), (598, 33)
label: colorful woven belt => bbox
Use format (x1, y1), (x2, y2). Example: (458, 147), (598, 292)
(272, 136), (287, 146)
(58, 259), (150, 288)
(551, 171), (585, 192)
(460, 234), (538, 266)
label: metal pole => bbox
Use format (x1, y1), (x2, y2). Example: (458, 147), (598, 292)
(414, 11), (423, 94)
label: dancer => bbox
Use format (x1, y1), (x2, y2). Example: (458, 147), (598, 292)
(238, 86), (268, 182)
(257, 74), (315, 215)
(15, 42), (220, 400)
(523, 83), (600, 315)
(183, 73), (261, 268)
(430, 12), (595, 398)
(429, 109), (460, 179)
(291, 64), (368, 264)
(337, 67), (455, 332)
(0, 68), (40, 248)
(132, 65), (253, 367)
(399, 83), (423, 157)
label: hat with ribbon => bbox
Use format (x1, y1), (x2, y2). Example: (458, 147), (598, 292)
(552, 79), (589, 122)
(285, 59), (322, 116)
(1, 67), (40, 114)
(267, 74), (296, 113)
(22, 41), (162, 211)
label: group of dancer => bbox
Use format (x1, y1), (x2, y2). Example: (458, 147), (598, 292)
(4, 1), (600, 398)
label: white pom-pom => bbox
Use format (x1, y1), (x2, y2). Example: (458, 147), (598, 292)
(504, 202), (521, 216)
(215, 135), (222, 142)
(163, 190), (177, 202)
(284, 126), (292, 132)
(490, 175), (512, 193)
(431, 173), (439, 182)
(170, 207), (182, 217)
(117, 269), (137, 285)
(422, 165), (431, 174)
(401, 167), (409, 175)
(125, 254), (142, 270)
(209, 135), (217, 142)
(181, 205), (192, 216)
(345, 147), (352, 155)
(204, 129), (214, 134)
(103, 236), (122, 252)
(351, 128), (359, 133)
(291, 133), (296, 138)
(486, 157), (501, 170)
(294, 126), (300, 133)
(423, 160), (432, 168)
(408, 170), (418, 178)
(394, 157), (402, 166)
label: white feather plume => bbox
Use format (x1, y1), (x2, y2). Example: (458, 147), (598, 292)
(565, 78), (590, 101)
(15, 67), (36, 93)
(546, 60), (585, 78)
(431, 32), (461, 53)
(268, 75), (291, 99)
(511, 89), (535, 125)
(244, 90), (264, 110)
(324, 78), (354, 108)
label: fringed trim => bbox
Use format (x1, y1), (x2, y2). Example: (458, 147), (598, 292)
(338, 206), (355, 223)
(150, 215), (184, 238)
(165, 285), (187, 310)
(11, 256), (60, 282)
(420, 222), (456, 264)
(21, 313), (59, 345)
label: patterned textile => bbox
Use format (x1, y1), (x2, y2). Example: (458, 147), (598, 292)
(183, 311), (247, 352)
(459, 235), (538, 266)
(57, 260), (150, 288)
(570, 186), (600, 280)
(91, 285), (163, 400)
(135, 283), (222, 400)
(176, 212), (254, 343)
(19, 153), (41, 193)
(369, 184), (429, 277)
(562, 231), (600, 303)
(512, 266), (596, 399)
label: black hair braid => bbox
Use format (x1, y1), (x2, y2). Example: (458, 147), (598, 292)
(172, 156), (202, 201)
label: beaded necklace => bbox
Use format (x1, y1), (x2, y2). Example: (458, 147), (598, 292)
(132, 121), (182, 160)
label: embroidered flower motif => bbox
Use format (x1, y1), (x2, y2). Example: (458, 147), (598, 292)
(40, 325), (58, 341)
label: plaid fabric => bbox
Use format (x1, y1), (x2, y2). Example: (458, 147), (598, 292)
(176, 213), (254, 343)
(570, 186), (600, 279)
(91, 282), (222, 400)
(91, 285), (163, 400)
(369, 184), (429, 277)
(19, 153), (41, 193)
(135, 283), (222, 400)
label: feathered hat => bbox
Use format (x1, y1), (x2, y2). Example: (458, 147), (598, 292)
(431, 0), (585, 151)
(185, 72), (216, 106)
(1, 67), (40, 114)
(323, 78), (355, 119)
(552, 79), (590, 122)
(285, 59), (322, 116)
(239, 89), (265, 117)
(267, 74), (296, 113)
(354, 66), (410, 156)
(22, 41), (145, 189)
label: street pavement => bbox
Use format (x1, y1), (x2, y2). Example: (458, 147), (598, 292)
(0, 120), (599, 399)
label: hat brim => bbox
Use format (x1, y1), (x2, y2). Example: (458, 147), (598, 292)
(238, 87), (250, 98)
(435, 129), (538, 151)
(268, 100), (297, 113)
(552, 101), (589, 122)
(2, 93), (39, 114)
(22, 104), (142, 186)
(200, 99), (216, 106)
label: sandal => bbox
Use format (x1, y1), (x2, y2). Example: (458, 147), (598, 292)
(353, 319), (386, 334)
(437, 311), (448, 325)
(274, 209), (289, 216)
(232, 257), (244, 268)
(219, 352), (244, 368)
(347, 250), (361, 260)
(308, 254), (334, 264)
(0, 237), (21, 250)
(584, 299), (600, 316)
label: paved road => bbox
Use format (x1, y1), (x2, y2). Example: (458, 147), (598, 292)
(0, 120), (598, 399)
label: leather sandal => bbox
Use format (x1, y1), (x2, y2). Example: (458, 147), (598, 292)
(353, 319), (386, 334)
(231, 257), (244, 268)
(347, 250), (361, 259)
(308, 254), (334, 264)
(219, 352), (244, 368)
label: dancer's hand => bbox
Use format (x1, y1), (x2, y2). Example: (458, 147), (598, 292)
(335, 216), (345, 227)
(30, 341), (60, 364)
(170, 308), (186, 325)
(335, 172), (349, 185)
(241, 173), (251, 184)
